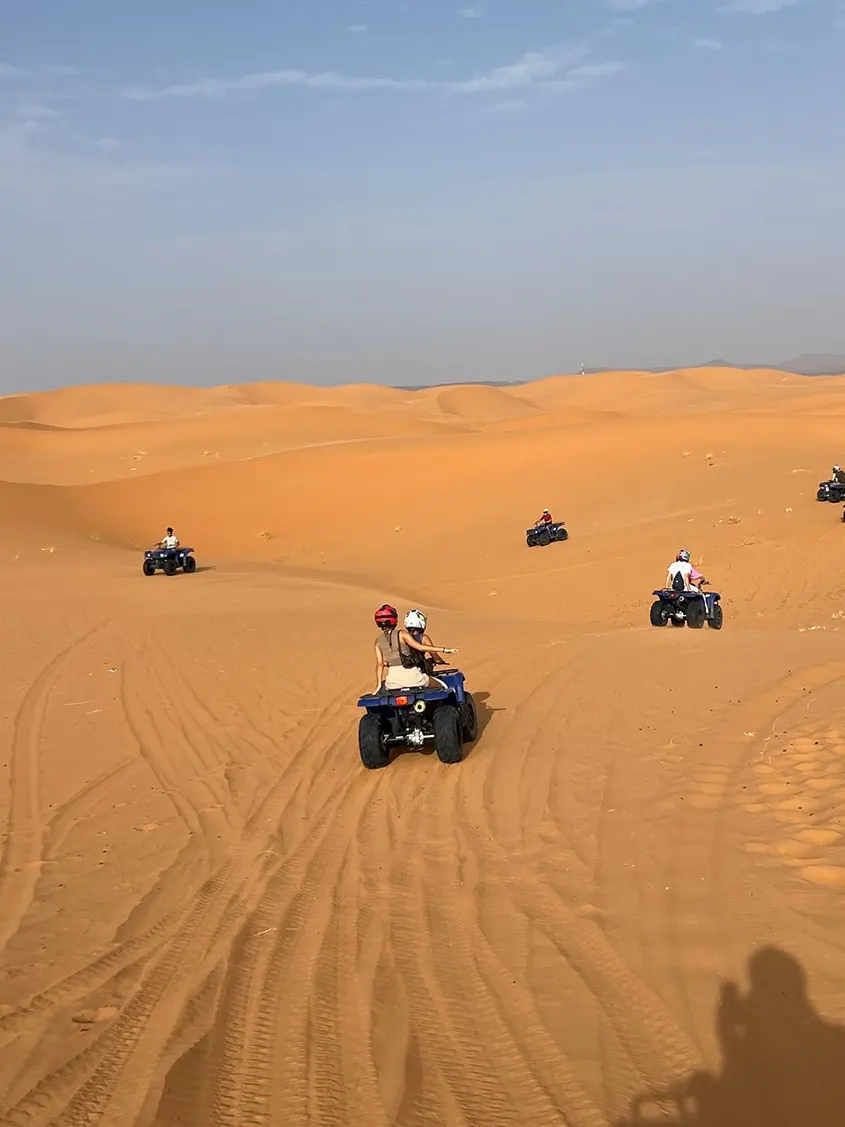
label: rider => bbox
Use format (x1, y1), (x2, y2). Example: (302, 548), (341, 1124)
(666, 549), (706, 594)
(372, 604), (457, 694)
(534, 509), (554, 527)
(158, 527), (179, 549)
(833, 465), (845, 485)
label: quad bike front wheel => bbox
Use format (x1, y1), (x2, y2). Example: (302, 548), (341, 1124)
(164, 558), (178, 576)
(142, 559), (156, 577)
(537, 530), (551, 547)
(460, 692), (478, 742)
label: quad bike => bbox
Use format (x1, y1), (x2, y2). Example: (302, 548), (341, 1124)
(526, 521), (569, 547)
(650, 581), (723, 629)
(142, 546), (197, 576)
(356, 668), (477, 769)
(817, 479), (845, 502)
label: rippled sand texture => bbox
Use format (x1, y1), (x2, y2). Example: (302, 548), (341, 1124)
(2, 367), (845, 1126)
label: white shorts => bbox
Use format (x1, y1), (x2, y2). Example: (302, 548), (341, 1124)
(384, 665), (429, 690)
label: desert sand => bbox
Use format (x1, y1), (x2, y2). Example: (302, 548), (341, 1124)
(1, 366), (845, 1126)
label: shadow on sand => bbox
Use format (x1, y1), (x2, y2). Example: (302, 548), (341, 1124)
(470, 690), (504, 739)
(613, 946), (845, 1127)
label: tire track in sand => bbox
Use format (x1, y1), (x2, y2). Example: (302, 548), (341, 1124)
(0, 673), (356, 1049)
(0, 681), (363, 1126)
(449, 657), (701, 1105)
(0, 623), (110, 957)
(206, 774), (378, 1127)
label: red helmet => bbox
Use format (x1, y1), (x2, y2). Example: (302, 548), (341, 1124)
(374, 604), (398, 628)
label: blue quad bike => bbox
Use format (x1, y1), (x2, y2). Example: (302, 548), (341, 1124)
(143, 546), (197, 577)
(650, 583), (723, 630)
(526, 521), (568, 547)
(817, 479), (845, 502)
(356, 668), (478, 769)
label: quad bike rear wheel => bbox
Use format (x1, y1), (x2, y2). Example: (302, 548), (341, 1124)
(687, 601), (706, 629)
(649, 600), (667, 627)
(359, 714), (390, 770)
(183, 555), (197, 573)
(434, 705), (463, 764)
(707, 603), (724, 630)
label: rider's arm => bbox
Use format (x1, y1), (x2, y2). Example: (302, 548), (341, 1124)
(373, 639), (386, 690)
(421, 633), (446, 664)
(399, 629), (455, 658)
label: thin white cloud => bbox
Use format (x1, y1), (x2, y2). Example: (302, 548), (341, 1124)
(348, 24), (368, 33)
(718, 0), (803, 12)
(1, 62), (78, 80)
(692, 37), (725, 49)
(121, 44), (621, 102)
(460, 6), (484, 16)
(568, 61), (626, 78)
(0, 119), (213, 213)
(606, 0), (667, 9)
(545, 60), (627, 91)
(494, 98), (527, 113)
(13, 99), (59, 120)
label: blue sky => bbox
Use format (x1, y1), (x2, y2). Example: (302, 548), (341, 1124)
(1, 0), (844, 391)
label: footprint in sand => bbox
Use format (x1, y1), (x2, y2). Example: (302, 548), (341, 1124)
(759, 781), (794, 795)
(797, 828), (842, 846)
(800, 866), (845, 888)
(772, 810), (806, 825)
(72, 1006), (119, 1024)
(805, 777), (840, 791)
(776, 797), (807, 810)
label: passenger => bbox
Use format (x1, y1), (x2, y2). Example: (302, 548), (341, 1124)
(666, 549), (706, 595)
(403, 609), (449, 674)
(372, 604), (456, 694)
(833, 465), (845, 485)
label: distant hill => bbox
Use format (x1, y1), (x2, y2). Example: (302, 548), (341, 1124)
(773, 353), (845, 375)
(395, 353), (845, 390)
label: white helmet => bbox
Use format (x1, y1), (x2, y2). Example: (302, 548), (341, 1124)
(404, 609), (427, 631)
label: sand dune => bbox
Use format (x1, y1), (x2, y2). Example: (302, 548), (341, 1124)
(2, 366), (845, 1127)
